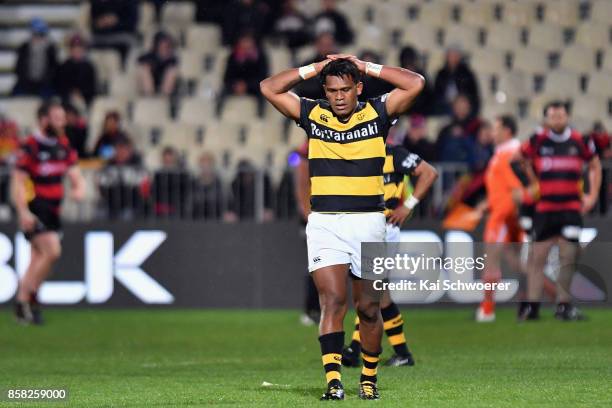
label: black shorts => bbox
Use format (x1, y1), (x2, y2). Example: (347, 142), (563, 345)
(24, 198), (62, 241)
(533, 210), (582, 242)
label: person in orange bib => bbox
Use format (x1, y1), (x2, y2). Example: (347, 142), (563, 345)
(476, 115), (531, 322)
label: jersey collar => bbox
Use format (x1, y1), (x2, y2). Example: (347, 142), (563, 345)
(546, 127), (571, 143)
(33, 128), (59, 145)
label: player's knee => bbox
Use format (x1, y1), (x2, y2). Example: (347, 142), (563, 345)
(320, 294), (346, 318)
(357, 301), (380, 324)
(44, 243), (62, 261)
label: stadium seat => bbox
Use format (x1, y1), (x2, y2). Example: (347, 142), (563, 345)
(482, 97), (519, 119)
(423, 48), (445, 77)
(443, 25), (480, 50)
(186, 24), (222, 55)
(0, 74), (16, 97)
(132, 98), (170, 127)
(337, 1), (368, 28)
(559, 46), (596, 73)
(137, 1), (155, 36)
(247, 120), (285, 146)
(603, 52), (612, 72)
(89, 97), (129, 129)
(591, 0), (612, 25)
(0, 97), (39, 133)
(575, 23), (611, 50)
(0, 51), (16, 74)
(109, 74), (138, 98)
(399, 23), (441, 51)
(265, 47), (292, 75)
(89, 50), (121, 89)
(0, 4), (80, 25)
(587, 71), (612, 98)
(497, 71), (532, 99)
(178, 98), (215, 126)
(417, 2), (452, 27)
(458, 2), (495, 27)
(161, 1), (196, 28)
(426, 117), (446, 142)
(543, 0), (580, 26)
(484, 24), (522, 50)
(517, 118), (541, 139)
(469, 49), (507, 75)
(512, 48), (549, 74)
(158, 123), (199, 151)
(527, 24), (564, 52)
(178, 49), (205, 83)
(543, 70), (582, 97)
(355, 24), (390, 53)
(220, 96), (259, 125)
(571, 95), (609, 122)
(0, 27), (66, 49)
(502, 2), (536, 27)
(287, 123), (307, 149)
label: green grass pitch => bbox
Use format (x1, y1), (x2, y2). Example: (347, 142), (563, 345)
(1, 307), (611, 407)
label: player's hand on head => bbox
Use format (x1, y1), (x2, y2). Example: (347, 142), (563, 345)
(314, 58), (332, 73)
(71, 188), (86, 202)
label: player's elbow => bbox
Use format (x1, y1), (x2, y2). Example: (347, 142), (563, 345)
(259, 79), (271, 98)
(412, 73), (426, 92)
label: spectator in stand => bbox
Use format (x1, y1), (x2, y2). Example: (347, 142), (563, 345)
(313, 0), (353, 46)
(399, 45), (433, 116)
(433, 45), (480, 116)
(152, 146), (191, 218)
(294, 32), (337, 100)
(358, 50), (393, 101)
(12, 18), (58, 98)
(470, 120), (494, 172)
(93, 111), (130, 159)
(192, 152), (224, 220)
(196, 0), (225, 25)
(224, 159), (274, 222)
(137, 31), (179, 96)
(436, 94), (482, 164)
(55, 34), (97, 107)
(97, 137), (147, 219)
(90, 0), (138, 64)
(402, 115), (436, 162)
(219, 33), (269, 116)
(222, 0), (268, 45)
(273, 0), (311, 51)
(63, 103), (89, 159)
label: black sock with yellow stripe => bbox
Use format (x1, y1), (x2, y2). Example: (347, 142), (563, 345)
(319, 332), (344, 386)
(360, 348), (381, 384)
(381, 302), (410, 356)
(349, 316), (361, 352)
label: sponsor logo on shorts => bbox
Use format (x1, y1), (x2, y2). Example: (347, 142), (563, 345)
(313, 256), (322, 263)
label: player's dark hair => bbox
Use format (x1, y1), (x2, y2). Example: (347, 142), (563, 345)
(37, 99), (63, 120)
(497, 114), (517, 136)
(543, 100), (568, 117)
(319, 58), (361, 86)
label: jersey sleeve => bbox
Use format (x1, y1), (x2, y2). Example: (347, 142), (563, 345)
(296, 97), (318, 130)
(579, 134), (596, 161)
(520, 134), (537, 160)
(501, 157), (523, 190)
(15, 143), (34, 174)
(391, 146), (422, 175)
(368, 93), (395, 128)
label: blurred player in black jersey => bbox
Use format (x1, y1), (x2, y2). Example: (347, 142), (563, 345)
(342, 144), (437, 367)
(518, 101), (601, 321)
(11, 101), (85, 325)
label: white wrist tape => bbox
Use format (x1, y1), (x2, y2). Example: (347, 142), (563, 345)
(298, 64), (316, 80)
(365, 62), (383, 77)
(404, 195), (419, 210)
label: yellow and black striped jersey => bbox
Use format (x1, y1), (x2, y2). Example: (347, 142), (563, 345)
(297, 95), (394, 213)
(383, 145), (422, 213)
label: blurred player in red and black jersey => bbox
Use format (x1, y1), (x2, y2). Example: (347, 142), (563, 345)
(11, 100), (85, 325)
(518, 101), (601, 321)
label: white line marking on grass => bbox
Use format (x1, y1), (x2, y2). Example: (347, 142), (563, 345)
(261, 382), (291, 388)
